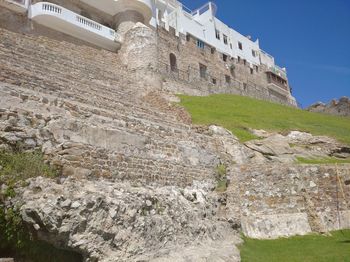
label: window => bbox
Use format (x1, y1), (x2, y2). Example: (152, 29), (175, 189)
(243, 59), (247, 66)
(225, 75), (231, 84)
(223, 54), (228, 62)
(186, 34), (190, 42)
(223, 34), (228, 45)
(215, 29), (220, 40)
(238, 41), (243, 50)
(250, 68), (254, 75)
(252, 50), (257, 57)
(197, 39), (205, 49)
(169, 53), (177, 72)
(199, 63), (207, 79)
(211, 47), (216, 54)
(212, 78), (217, 85)
(255, 65), (259, 73)
(237, 56), (241, 63)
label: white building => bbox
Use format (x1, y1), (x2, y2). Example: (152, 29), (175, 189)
(152, 1), (287, 78)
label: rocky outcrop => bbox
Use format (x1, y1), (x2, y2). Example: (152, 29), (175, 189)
(9, 177), (241, 262)
(307, 97), (350, 117)
(245, 131), (350, 163)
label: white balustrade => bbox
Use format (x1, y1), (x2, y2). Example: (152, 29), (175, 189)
(30, 2), (120, 51)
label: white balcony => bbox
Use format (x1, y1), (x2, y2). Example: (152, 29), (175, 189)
(29, 2), (121, 52)
(80, 0), (153, 23)
(0, 0), (29, 13)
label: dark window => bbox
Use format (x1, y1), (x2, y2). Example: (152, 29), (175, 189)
(199, 63), (207, 79)
(223, 54), (228, 62)
(252, 50), (257, 57)
(237, 56), (241, 63)
(250, 68), (254, 74)
(255, 65), (259, 72)
(215, 29), (220, 40)
(225, 75), (231, 84)
(169, 53), (177, 72)
(212, 78), (217, 85)
(238, 41), (243, 50)
(223, 34), (228, 45)
(186, 34), (190, 42)
(197, 39), (205, 49)
(211, 47), (216, 54)
(243, 59), (247, 66)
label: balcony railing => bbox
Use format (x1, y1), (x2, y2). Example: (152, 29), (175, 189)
(268, 66), (287, 79)
(30, 2), (120, 51)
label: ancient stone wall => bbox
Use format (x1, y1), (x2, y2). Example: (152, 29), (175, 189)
(232, 164), (350, 239)
(157, 26), (297, 106)
(0, 28), (253, 188)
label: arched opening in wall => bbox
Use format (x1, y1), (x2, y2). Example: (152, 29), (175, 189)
(169, 53), (177, 72)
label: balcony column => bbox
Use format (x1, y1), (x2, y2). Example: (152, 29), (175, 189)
(114, 10), (145, 35)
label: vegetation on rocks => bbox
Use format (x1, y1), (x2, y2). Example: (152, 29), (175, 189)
(215, 164), (228, 192)
(0, 149), (57, 196)
(179, 94), (350, 144)
(0, 150), (80, 261)
(240, 230), (350, 262)
(297, 157), (350, 164)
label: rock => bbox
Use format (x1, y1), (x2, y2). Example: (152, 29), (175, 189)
(307, 97), (350, 117)
(13, 177), (238, 262)
(245, 134), (292, 157)
(0, 259), (15, 262)
(71, 201), (81, 209)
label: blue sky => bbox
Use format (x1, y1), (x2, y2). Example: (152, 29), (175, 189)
(181, 0), (350, 107)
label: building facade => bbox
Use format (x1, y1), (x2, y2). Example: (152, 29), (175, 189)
(0, 0), (298, 106)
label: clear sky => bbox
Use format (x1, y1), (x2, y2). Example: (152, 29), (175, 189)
(180, 0), (350, 107)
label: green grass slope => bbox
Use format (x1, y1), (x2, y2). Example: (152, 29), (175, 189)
(240, 230), (350, 262)
(179, 94), (350, 144)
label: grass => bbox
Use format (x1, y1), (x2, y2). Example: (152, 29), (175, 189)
(297, 157), (350, 164)
(215, 164), (228, 192)
(178, 94), (350, 143)
(240, 230), (350, 262)
(0, 150), (57, 193)
(0, 150), (81, 261)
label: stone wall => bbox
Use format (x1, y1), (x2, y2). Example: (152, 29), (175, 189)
(232, 164), (350, 239)
(0, 28), (256, 188)
(157, 26), (297, 107)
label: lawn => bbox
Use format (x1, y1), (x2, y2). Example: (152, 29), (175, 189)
(179, 94), (350, 144)
(240, 230), (350, 262)
(297, 157), (350, 164)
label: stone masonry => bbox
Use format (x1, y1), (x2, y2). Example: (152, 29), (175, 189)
(0, 9), (348, 261)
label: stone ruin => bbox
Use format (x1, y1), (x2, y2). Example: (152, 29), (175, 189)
(0, 1), (349, 261)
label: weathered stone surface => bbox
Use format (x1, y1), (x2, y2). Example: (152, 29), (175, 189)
(0, 25), (349, 262)
(241, 213), (312, 239)
(14, 177), (241, 262)
(307, 97), (350, 117)
(233, 164), (350, 238)
(244, 130), (350, 163)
